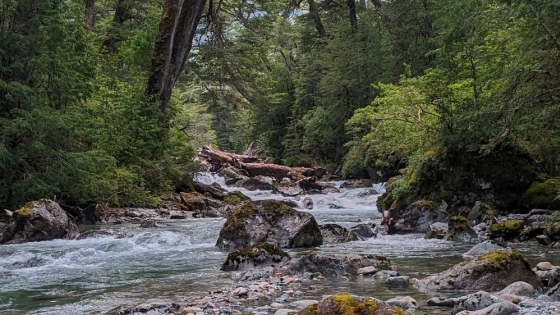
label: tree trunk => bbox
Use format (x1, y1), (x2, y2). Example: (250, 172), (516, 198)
(308, 0), (327, 38)
(347, 0), (357, 31)
(101, 0), (131, 53)
(146, 0), (207, 113)
(85, 0), (95, 31)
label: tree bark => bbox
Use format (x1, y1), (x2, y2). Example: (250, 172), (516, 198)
(307, 0), (327, 38)
(347, 0), (357, 31)
(85, 0), (95, 31)
(146, 0), (207, 113)
(101, 0), (131, 53)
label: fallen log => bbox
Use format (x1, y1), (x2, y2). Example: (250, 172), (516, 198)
(197, 145), (326, 180)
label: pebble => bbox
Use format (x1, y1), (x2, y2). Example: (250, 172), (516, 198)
(270, 303), (284, 309)
(233, 287), (249, 297)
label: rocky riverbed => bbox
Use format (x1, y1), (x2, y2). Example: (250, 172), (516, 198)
(1, 172), (560, 315)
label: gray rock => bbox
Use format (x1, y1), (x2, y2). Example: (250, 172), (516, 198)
(414, 250), (542, 292)
(216, 200), (322, 250)
(1, 199), (79, 244)
(454, 301), (518, 315)
(498, 281), (535, 296)
(240, 177), (273, 191)
(385, 296), (418, 311)
(462, 241), (507, 258)
(350, 223), (376, 238)
(221, 243), (290, 271)
(394, 200), (448, 233)
(385, 276), (409, 288)
(340, 179), (374, 189)
(320, 224), (361, 243)
(140, 219), (164, 228)
(274, 309), (296, 315)
(302, 197), (313, 210)
(278, 253), (391, 278)
(289, 300), (318, 309)
(452, 291), (506, 313)
(425, 222), (448, 239)
(357, 266), (377, 275)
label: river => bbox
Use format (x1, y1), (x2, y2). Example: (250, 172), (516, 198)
(0, 173), (555, 314)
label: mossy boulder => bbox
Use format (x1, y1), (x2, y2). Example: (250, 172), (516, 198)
(299, 293), (404, 315)
(393, 200), (448, 233)
(1, 199), (79, 244)
(238, 177), (273, 191)
(224, 191), (251, 205)
(216, 199), (323, 250)
(414, 250), (542, 292)
(467, 201), (496, 225)
(221, 242), (290, 271)
(444, 215), (478, 241)
(320, 224), (361, 244)
(520, 178), (560, 210)
(279, 253), (392, 278)
(489, 219), (525, 240)
(180, 192), (206, 211)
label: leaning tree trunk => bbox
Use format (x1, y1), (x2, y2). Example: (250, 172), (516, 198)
(85, 0), (95, 31)
(307, 0), (327, 38)
(146, 0), (207, 113)
(347, 0), (357, 31)
(101, 0), (131, 53)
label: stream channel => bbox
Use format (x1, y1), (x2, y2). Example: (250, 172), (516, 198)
(0, 172), (557, 314)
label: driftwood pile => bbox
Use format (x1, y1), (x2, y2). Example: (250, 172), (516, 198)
(197, 145), (326, 181)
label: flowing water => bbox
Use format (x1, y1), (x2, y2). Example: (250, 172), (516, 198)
(0, 173), (556, 314)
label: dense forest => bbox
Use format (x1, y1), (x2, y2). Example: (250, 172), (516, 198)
(1, 0), (559, 213)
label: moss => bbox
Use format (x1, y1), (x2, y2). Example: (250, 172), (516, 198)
(489, 219), (525, 240)
(219, 201), (257, 237)
(224, 191), (250, 205)
(299, 304), (321, 315)
(415, 200), (436, 210)
(521, 178), (560, 210)
(330, 293), (404, 315)
(180, 192), (205, 211)
(472, 250), (530, 273)
(450, 216), (468, 231)
(15, 202), (35, 217)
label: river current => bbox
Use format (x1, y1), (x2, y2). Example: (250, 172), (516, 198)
(0, 173), (555, 314)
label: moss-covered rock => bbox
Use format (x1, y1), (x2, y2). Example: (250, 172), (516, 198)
(467, 201), (496, 225)
(489, 219), (525, 240)
(520, 178), (560, 210)
(1, 199), (78, 244)
(278, 253), (391, 278)
(180, 192), (206, 212)
(299, 293), (404, 315)
(224, 191), (251, 205)
(414, 250), (542, 292)
(393, 200), (448, 233)
(193, 181), (225, 200)
(221, 242), (290, 271)
(216, 199), (323, 250)
(444, 215), (477, 241)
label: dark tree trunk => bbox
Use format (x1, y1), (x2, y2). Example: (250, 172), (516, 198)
(347, 0), (357, 31)
(101, 0), (131, 53)
(146, 0), (207, 113)
(85, 0), (95, 31)
(307, 0), (327, 38)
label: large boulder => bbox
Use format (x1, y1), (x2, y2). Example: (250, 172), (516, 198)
(462, 241), (506, 259)
(221, 242), (290, 271)
(320, 224), (361, 243)
(425, 222), (448, 239)
(299, 293), (404, 315)
(278, 253), (391, 278)
(193, 181), (225, 200)
(394, 200), (448, 233)
(489, 219), (525, 241)
(216, 200), (323, 250)
(414, 250), (542, 292)
(444, 216), (478, 241)
(238, 176), (273, 191)
(273, 182), (304, 197)
(1, 200), (78, 244)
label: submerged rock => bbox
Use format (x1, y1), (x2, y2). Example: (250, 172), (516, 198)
(302, 197), (313, 210)
(414, 250), (542, 292)
(216, 200), (322, 250)
(278, 253), (391, 278)
(340, 179), (374, 189)
(350, 223), (376, 239)
(1, 199), (78, 244)
(298, 293), (404, 315)
(320, 224), (361, 243)
(394, 200), (448, 233)
(221, 243), (290, 271)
